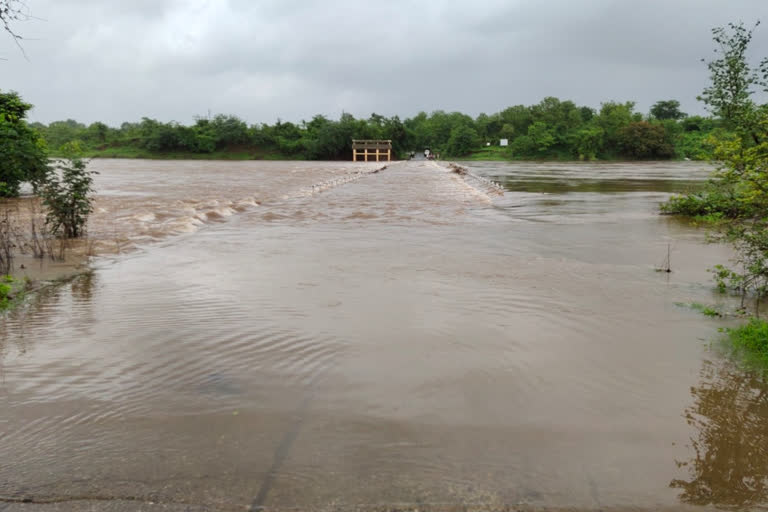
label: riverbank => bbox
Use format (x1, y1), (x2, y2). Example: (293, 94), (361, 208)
(453, 145), (705, 162)
(51, 146), (305, 161)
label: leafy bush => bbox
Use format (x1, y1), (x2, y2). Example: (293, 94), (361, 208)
(661, 183), (745, 217)
(41, 143), (97, 238)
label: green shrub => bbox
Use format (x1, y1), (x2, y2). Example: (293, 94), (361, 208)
(660, 182), (746, 218)
(41, 144), (97, 238)
(674, 131), (715, 160)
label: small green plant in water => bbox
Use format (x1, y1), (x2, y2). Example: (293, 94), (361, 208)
(0, 282), (11, 309)
(0, 274), (24, 310)
(684, 302), (724, 317)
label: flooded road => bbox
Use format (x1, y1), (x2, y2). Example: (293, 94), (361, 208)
(1, 159), (766, 511)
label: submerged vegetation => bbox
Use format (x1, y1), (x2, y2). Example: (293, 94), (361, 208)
(688, 302), (724, 318)
(30, 97), (724, 162)
(0, 91), (96, 293)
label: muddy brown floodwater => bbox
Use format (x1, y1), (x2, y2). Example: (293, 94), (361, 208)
(1, 159), (766, 512)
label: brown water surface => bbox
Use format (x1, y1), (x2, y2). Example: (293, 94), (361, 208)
(1, 159), (765, 511)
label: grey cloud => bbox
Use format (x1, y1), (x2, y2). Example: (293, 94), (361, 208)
(2, 0), (767, 126)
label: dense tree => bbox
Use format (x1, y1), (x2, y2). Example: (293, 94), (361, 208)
(445, 124), (480, 156)
(616, 122), (674, 159)
(498, 123), (515, 141)
(681, 115), (716, 132)
(579, 106), (595, 123)
(209, 114), (249, 147)
(650, 100), (687, 120)
(568, 126), (604, 160)
(0, 90), (48, 196)
(474, 113), (501, 142)
(499, 105), (532, 140)
(594, 101), (638, 149)
(85, 121), (110, 144)
(381, 115), (409, 156)
(40, 119), (87, 148)
(529, 97), (583, 144)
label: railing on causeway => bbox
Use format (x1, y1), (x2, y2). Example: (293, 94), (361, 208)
(352, 139), (392, 162)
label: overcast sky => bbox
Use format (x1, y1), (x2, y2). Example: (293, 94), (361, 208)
(2, 0), (768, 126)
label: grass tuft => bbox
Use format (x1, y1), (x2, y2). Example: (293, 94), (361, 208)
(677, 301), (724, 317)
(0, 274), (27, 310)
(690, 302), (723, 317)
(724, 318), (768, 367)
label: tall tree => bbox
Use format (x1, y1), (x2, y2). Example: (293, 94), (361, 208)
(698, 21), (768, 140)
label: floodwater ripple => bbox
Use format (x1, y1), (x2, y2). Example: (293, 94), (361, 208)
(0, 160), (758, 511)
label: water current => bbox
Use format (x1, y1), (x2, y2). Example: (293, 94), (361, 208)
(1, 159), (766, 511)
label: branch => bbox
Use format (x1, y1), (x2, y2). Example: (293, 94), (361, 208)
(0, 0), (31, 59)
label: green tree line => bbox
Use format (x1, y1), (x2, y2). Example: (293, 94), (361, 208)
(28, 98), (725, 161)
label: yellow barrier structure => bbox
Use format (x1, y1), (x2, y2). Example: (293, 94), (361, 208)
(352, 139), (392, 162)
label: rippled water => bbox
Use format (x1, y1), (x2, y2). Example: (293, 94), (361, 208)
(1, 159), (766, 511)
